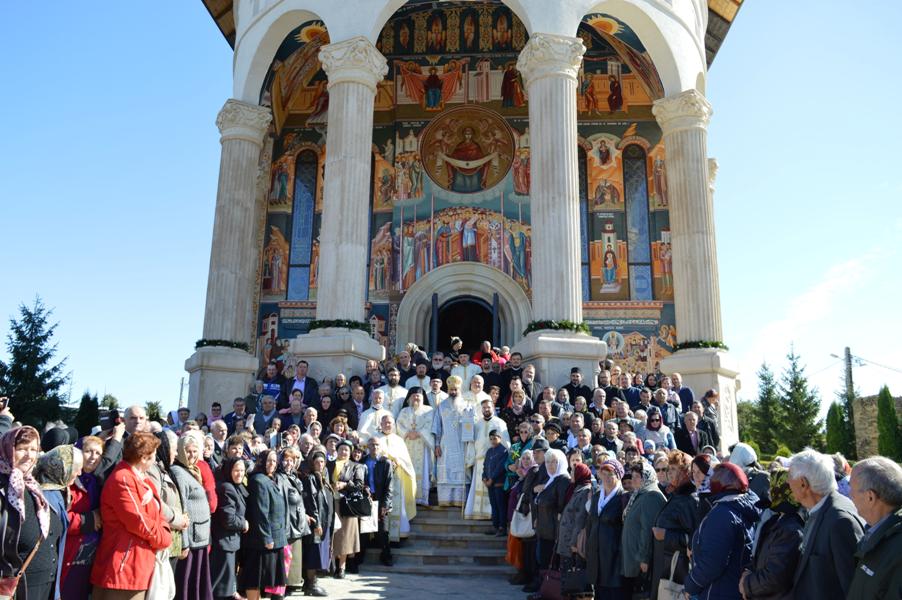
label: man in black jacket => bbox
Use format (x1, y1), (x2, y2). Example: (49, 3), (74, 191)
(361, 436), (394, 566)
(674, 411), (711, 456)
(285, 360), (318, 409)
(561, 367), (593, 406)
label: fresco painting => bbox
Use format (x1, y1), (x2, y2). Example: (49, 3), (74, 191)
(252, 2), (674, 366)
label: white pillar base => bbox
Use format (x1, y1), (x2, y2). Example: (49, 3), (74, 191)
(515, 331), (607, 392)
(289, 328), (386, 383)
(185, 346), (259, 416)
(660, 348), (741, 454)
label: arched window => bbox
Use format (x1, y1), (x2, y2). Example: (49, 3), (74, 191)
(578, 147), (590, 302)
(622, 144), (653, 300)
(286, 150), (318, 300)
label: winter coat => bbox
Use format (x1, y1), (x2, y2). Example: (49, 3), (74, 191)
(741, 506), (803, 600)
(622, 486), (666, 578)
(169, 464), (212, 549)
(89, 462), (171, 591)
(556, 483), (592, 556)
(246, 471), (288, 550)
(533, 475), (571, 541)
(146, 461), (186, 558)
(684, 491), (761, 599)
(212, 481), (247, 552)
(277, 471), (310, 543)
(793, 491), (864, 600)
(301, 473), (334, 545)
(586, 487), (627, 588)
(846, 508), (902, 600)
(651, 483), (699, 600)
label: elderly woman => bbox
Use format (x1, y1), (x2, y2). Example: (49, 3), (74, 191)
(147, 430), (189, 575)
(621, 460), (666, 596)
(526, 448), (571, 592)
(330, 440), (367, 578)
(211, 457), (248, 600)
(649, 450), (698, 600)
(637, 406), (676, 451)
(91, 432), (171, 599)
(556, 462), (593, 592)
(301, 450), (334, 597)
(587, 458), (628, 600)
(691, 453), (717, 521)
(33, 444), (83, 600)
(278, 447), (309, 591)
(170, 432), (213, 600)
(738, 468), (803, 600)
(245, 449), (288, 600)
(61, 435), (105, 599)
(684, 463), (761, 599)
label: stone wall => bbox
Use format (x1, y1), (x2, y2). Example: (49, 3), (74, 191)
(853, 394), (902, 458)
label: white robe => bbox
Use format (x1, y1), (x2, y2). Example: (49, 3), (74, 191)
(376, 431), (417, 541)
(426, 389), (448, 408)
(397, 404), (436, 506)
(431, 394), (477, 506)
(404, 375), (430, 390)
(379, 384), (409, 418)
(357, 406), (392, 443)
(451, 364), (480, 390)
(464, 415), (511, 520)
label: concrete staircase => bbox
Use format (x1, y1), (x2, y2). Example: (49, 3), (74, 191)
(360, 504), (514, 577)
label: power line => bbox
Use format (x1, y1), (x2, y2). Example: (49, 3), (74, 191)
(855, 356), (902, 376)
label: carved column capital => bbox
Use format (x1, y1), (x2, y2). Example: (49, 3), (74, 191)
(216, 99), (272, 145)
(516, 32), (586, 85)
(652, 89), (713, 135)
(319, 36), (388, 92)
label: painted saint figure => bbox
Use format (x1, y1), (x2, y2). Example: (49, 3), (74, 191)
(501, 64), (525, 107)
(434, 219), (453, 267)
(607, 74), (623, 112)
(446, 128), (490, 193)
(603, 244), (618, 284)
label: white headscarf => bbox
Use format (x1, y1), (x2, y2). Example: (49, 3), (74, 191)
(542, 448), (569, 491)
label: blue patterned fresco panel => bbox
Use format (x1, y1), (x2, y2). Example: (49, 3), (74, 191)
(630, 265), (652, 300)
(289, 152), (317, 266)
(623, 146), (651, 264)
(287, 266), (311, 301)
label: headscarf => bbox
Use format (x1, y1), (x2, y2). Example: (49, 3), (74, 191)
(709, 462), (749, 495)
(541, 448), (570, 491)
(768, 468), (799, 511)
(645, 406), (663, 432)
(624, 460), (658, 517)
(176, 431), (203, 484)
(34, 444), (80, 491)
(598, 458), (625, 480)
(728, 443), (759, 470)
(0, 427), (50, 537)
(41, 427), (70, 453)
(564, 462), (593, 504)
(155, 430), (177, 471)
(692, 453), (718, 494)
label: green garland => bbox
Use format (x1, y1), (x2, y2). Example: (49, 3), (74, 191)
(523, 320), (591, 336)
(674, 340), (730, 352)
(195, 338), (250, 352)
(309, 319), (370, 333)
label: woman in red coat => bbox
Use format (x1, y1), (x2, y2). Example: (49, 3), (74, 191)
(91, 432), (172, 600)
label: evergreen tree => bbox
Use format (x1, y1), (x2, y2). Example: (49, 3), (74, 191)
(749, 362), (784, 454)
(0, 298), (68, 427)
(736, 400), (758, 444)
(101, 394), (119, 410)
(876, 385), (901, 460)
(779, 349), (823, 451)
(825, 401), (851, 455)
(834, 380), (858, 459)
(146, 400), (163, 423)
(73, 392), (100, 437)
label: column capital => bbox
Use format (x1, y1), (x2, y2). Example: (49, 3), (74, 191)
(516, 33), (586, 85)
(319, 36), (388, 92)
(652, 89), (712, 135)
(216, 99), (272, 145)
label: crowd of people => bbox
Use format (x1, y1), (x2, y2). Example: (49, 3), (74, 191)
(0, 337), (899, 600)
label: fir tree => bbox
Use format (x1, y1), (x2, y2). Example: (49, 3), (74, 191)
(825, 401), (851, 455)
(101, 394), (119, 410)
(736, 400), (758, 443)
(779, 349), (823, 451)
(146, 400), (163, 423)
(749, 362), (784, 454)
(0, 297), (68, 427)
(73, 392), (100, 437)
(876, 385), (901, 460)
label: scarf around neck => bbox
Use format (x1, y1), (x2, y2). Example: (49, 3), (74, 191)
(0, 427), (50, 537)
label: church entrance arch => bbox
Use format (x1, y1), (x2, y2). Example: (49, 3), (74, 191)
(394, 262), (532, 354)
(435, 296), (493, 355)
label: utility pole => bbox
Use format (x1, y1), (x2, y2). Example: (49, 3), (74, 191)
(844, 346), (854, 401)
(178, 377), (185, 408)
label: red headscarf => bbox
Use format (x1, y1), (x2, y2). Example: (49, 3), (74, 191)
(564, 462), (593, 504)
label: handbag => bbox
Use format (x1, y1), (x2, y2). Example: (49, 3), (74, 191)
(657, 551), (684, 600)
(561, 555), (589, 595)
(0, 536), (42, 600)
(539, 568), (564, 600)
(339, 488), (372, 517)
(146, 549), (176, 600)
(510, 494), (535, 538)
(360, 500), (379, 534)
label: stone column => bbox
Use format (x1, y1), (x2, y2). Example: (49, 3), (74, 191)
(513, 33), (606, 389)
(186, 99), (273, 414)
(653, 90), (738, 451)
(290, 37), (387, 382)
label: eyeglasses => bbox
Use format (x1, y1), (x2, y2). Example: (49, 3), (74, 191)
(529, 419), (541, 424)
(655, 467), (668, 473)
(649, 419), (661, 423)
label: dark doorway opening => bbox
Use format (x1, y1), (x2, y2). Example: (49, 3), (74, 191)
(434, 296), (493, 356)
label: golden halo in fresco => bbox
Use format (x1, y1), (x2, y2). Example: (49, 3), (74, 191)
(295, 22), (329, 44)
(585, 15), (623, 36)
(419, 106), (515, 194)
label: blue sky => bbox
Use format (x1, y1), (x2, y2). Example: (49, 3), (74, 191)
(2, 2), (900, 415)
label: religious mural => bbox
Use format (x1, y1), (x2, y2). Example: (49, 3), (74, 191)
(252, 1), (675, 372)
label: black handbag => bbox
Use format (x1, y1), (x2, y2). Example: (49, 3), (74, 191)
(339, 488), (372, 517)
(561, 555), (590, 595)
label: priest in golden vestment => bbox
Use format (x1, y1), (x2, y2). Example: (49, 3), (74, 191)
(396, 387), (435, 507)
(376, 413), (418, 541)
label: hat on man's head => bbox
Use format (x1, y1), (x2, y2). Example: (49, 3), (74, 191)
(544, 422), (562, 435)
(570, 367), (582, 374)
(415, 357), (429, 367)
(337, 439), (354, 450)
(531, 438), (550, 452)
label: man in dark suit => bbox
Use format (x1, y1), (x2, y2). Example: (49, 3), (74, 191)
(280, 396), (306, 431)
(519, 364), (543, 406)
(360, 436), (394, 567)
(223, 397), (249, 435)
(691, 400), (720, 449)
(341, 385), (369, 432)
(209, 419), (228, 470)
(790, 449), (865, 600)
(561, 367), (593, 406)
(674, 411), (712, 456)
(284, 359), (318, 409)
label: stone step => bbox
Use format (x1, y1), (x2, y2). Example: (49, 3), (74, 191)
(365, 545), (508, 566)
(359, 562), (515, 578)
(407, 530), (509, 549)
(408, 515), (495, 534)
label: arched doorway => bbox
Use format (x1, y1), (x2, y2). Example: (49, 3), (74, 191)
(434, 296), (494, 355)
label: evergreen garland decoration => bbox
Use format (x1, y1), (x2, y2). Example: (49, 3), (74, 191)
(523, 320), (591, 336)
(195, 339), (251, 352)
(673, 340), (730, 351)
(309, 319), (371, 333)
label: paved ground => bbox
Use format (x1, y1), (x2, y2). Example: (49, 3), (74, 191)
(285, 571), (520, 599)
